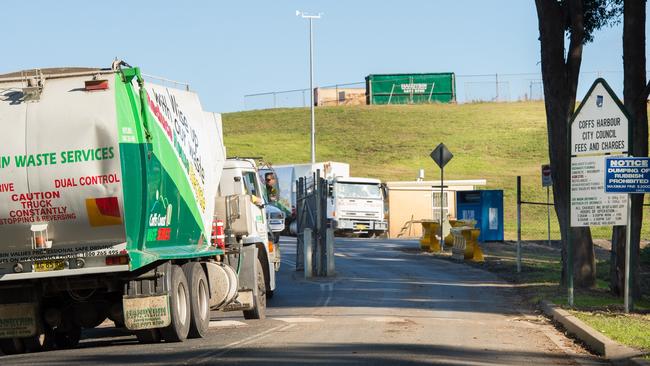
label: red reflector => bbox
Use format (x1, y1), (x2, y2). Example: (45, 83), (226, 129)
(85, 79), (109, 91)
(105, 255), (129, 265)
(95, 197), (121, 218)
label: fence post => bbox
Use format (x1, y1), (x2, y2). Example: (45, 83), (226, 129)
(516, 176), (522, 273)
(296, 177), (304, 271)
(547, 186), (551, 246)
(303, 228), (313, 279)
(326, 227), (335, 276)
(320, 178), (330, 275)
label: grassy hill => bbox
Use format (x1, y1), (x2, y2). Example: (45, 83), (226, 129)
(223, 102), (549, 182)
(222, 102), (644, 240)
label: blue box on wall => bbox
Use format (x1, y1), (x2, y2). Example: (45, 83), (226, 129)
(456, 190), (504, 242)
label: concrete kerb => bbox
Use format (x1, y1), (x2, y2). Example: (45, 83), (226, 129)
(540, 300), (649, 366)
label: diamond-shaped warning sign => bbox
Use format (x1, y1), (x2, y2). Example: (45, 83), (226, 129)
(430, 143), (453, 169)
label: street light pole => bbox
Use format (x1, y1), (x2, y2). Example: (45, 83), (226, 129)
(297, 11), (321, 164)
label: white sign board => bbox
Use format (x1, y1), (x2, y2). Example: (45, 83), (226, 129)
(570, 156), (627, 226)
(570, 79), (629, 227)
(571, 83), (628, 156)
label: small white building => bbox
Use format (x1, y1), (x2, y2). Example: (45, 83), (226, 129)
(385, 179), (486, 238)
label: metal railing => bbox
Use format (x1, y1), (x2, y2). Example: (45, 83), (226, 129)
(242, 71), (630, 110)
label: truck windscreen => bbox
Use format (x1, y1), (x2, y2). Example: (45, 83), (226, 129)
(336, 183), (382, 199)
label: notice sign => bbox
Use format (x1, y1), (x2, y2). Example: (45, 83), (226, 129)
(571, 156), (627, 226)
(605, 157), (650, 193)
(570, 78), (629, 228)
(571, 82), (628, 156)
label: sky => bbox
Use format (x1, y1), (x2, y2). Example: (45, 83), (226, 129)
(0, 1), (643, 112)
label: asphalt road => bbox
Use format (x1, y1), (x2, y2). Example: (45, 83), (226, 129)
(0, 237), (608, 365)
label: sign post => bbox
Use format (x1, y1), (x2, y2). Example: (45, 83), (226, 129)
(541, 164), (553, 247)
(604, 156), (650, 312)
(430, 143), (453, 253)
(569, 78), (630, 307)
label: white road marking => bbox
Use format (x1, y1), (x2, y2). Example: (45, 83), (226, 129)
(320, 282), (334, 307)
(363, 316), (408, 323)
(272, 317), (324, 323)
(209, 320), (248, 328)
(187, 323), (296, 365)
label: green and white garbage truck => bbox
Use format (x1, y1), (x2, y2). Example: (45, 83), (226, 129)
(0, 65), (276, 353)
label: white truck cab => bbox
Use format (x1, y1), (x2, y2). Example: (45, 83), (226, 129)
(218, 158), (280, 279)
(327, 177), (388, 237)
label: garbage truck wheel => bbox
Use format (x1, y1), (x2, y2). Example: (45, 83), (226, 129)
(182, 262), (210, 339)
(243, 258), (266, 320)
(160, 265), (191, 342)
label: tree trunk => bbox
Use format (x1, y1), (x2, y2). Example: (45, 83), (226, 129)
(611, 0), (647, 300)
(536, 0), (596, 288)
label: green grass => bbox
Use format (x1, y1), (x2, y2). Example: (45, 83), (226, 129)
(572, 311), (650, 353)
(224, 102), (650, 241)
(443, 241), (650, 354)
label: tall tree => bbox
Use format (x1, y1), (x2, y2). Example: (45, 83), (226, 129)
(535, 0), (621, 287)
(611, 0), (647, 300)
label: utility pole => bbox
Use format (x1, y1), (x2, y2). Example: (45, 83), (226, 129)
(297, 11), (322, 164)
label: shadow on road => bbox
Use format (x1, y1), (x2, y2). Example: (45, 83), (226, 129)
(5, 342), (599, 366)
(269, 238), (527, 316)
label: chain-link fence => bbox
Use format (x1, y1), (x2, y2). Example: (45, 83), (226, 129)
(516, 175), (650, 242)
(243, 71), (626, 110)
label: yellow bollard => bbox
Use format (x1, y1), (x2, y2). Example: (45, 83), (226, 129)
(419, 221), (432, 250)
(428, 222), (441, 252)
(469, 229), (484, 262)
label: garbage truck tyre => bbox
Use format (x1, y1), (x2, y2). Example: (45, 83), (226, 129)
(0, 338), (25, 355)
(160, 265), (191, 342)
(54, 325), (81, 349)
(243, 258), (266, 320)
(134, 329), (162, 344)
(182, 262), (210, 339)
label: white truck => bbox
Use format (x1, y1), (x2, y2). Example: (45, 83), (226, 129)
(272, 162), (387, 237)
(0, 65), (277, 354)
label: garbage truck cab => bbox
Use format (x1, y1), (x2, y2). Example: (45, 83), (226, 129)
(218, 158), (278, 288)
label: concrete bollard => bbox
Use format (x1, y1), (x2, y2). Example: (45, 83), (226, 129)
(303, 228), (313, 279)
(326, 228), (335, 276)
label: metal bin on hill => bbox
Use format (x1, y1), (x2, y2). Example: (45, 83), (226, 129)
(365, 73), (456, 105)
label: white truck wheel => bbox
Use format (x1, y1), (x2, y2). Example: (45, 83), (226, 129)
(160, 265), (191, 342)
(243, 258), (266, 320)
(182, 262), (210, 339)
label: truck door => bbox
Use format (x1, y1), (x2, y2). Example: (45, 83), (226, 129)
(242, 170), (268, 235)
